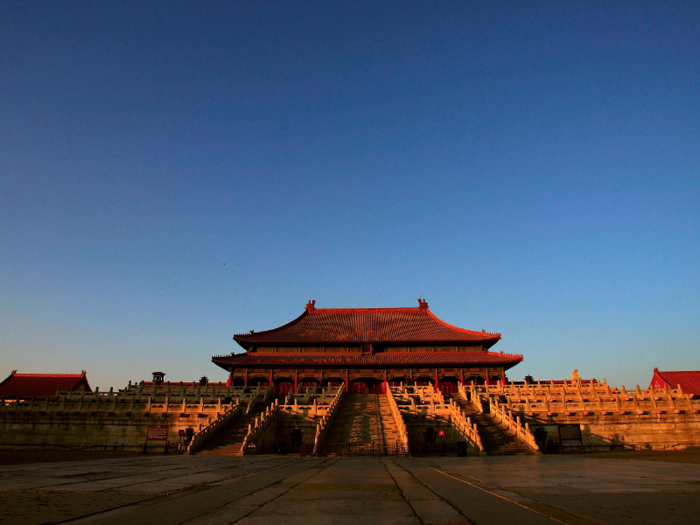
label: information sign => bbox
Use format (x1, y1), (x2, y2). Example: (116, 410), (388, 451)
(146, 425), (169, 441)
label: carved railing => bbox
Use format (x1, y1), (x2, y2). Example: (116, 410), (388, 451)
(241, 399), (279, 454)
(483, 381), (691, 403)
(313, 383), (346, 455)
(448, 401), (484, 454)
(489, 397), (539, 452)
(121, 383), (262, 403)
(187, 401), (243, 454)
(0, 394), (237, 418)
(246, 386), (273, 415)
(385, 386), (409, 449)
(457, 381), (484, 414)
(480, 382), (700, 417)
(390, 384), (443, 405)
(10, 383), (266, 408)
(280, 398), (328, 418)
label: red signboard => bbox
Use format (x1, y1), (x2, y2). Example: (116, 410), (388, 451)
(146, 425), (169, 441)
(438, 429), (445, 437)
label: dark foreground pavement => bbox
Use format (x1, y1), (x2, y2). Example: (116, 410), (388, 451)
(1, 455), (699, 525)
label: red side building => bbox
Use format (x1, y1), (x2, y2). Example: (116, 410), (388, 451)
(650, 368), (700, 397)
(212, 300), (522, 394)
(0, 370), (91, 399)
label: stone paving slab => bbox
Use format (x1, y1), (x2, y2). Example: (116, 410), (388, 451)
(235, 517), (422, 525)
(398, 460), (558, 525)
(1, 455), (700, 524)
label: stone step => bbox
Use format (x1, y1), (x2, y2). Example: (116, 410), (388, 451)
(445, 393), (534, 456)
(192, 400), (273, 456)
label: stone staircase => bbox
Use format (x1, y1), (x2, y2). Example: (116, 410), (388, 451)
(322, 394), (401, 454)
(448, 393), (534, 455)
(194, 397), (275, 456)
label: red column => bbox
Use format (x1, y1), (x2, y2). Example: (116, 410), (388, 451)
(435, 371), (439, 390)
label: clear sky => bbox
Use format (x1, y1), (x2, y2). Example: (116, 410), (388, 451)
(1, 1), (699, 390)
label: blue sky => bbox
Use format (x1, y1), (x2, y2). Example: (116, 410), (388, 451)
(1, 1), (699, 389)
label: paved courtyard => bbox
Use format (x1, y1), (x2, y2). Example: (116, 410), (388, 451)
(1, 454), (700, 525)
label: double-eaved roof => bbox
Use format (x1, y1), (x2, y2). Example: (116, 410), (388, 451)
(213, 300), (521, 371)
(233, 300), (501, 349)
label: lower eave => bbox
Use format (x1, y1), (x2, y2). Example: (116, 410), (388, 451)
(235, 339), (501, 350)
(212, 352), (522, 370)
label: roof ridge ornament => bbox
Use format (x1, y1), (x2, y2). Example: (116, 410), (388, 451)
(418, 298), (429, 309)
(305, 300), (316, 312)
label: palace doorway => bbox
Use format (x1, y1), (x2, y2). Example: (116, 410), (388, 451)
(349, 378), (385, 394)
(438, 377), (459, 394)
(414, 377), (433, 387)
(464, 375), (485, 386)
(248, 377), (269, 388)
(299, 378), (320, 391)
(275, 378), (295, 395)
(322, 378), (344, 388)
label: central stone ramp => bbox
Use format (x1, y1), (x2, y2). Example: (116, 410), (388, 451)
(448, 393), (534, 455)
(323, 394), (400, 454)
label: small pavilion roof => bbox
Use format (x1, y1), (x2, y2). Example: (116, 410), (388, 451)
(0, 370), (91, 399)
(234, 300), (501, 349)
(213, 351), (522, 370)
(650, 369), (700, 396)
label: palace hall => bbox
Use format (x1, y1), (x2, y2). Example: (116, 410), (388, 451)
(212, 299), (522, 394)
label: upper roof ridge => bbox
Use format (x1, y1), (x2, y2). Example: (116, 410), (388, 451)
(234, 300), (501, 348)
